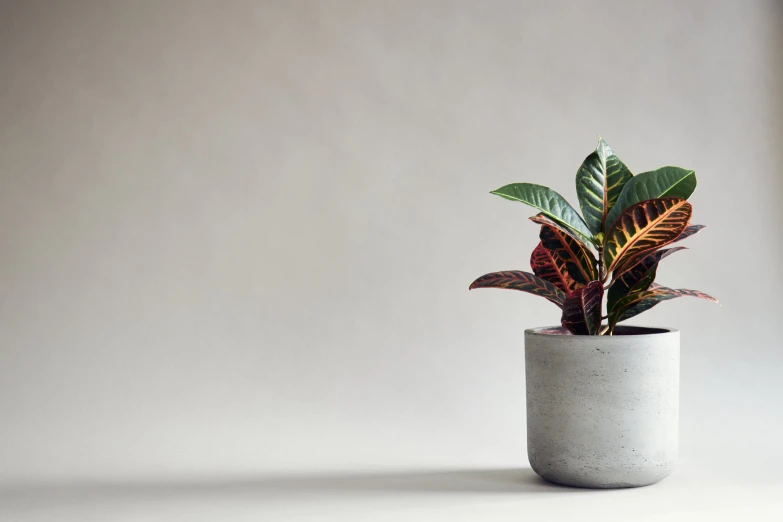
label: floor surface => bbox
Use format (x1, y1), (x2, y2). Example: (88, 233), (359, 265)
(2, 462), (781, 521)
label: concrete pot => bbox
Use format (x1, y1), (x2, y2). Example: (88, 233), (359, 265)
(525, 325), (679, 489)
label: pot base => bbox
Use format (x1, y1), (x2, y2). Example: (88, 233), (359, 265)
(530, 458), (674, 489)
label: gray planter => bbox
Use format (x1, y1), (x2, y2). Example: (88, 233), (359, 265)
(525, 326), (679, 489)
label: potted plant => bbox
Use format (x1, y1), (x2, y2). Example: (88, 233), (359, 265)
(470, 137), (718, 488)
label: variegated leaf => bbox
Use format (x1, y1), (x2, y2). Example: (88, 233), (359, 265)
(469, 270), (567, 307)
(540, 224), (598, 286)
(604, 197), (692, 273)
(530, 242), (579, 293)
(613, 224), (703, 276)
(575, 137), (633, 235)
(607, 247), (686, 313)
(609, 284), (719, 328)
(561, 281), (604, 335)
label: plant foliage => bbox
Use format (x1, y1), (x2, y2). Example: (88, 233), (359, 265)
(470, 136), (718, 335)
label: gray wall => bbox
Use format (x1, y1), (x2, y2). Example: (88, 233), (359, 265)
(1, 0), (781, 482)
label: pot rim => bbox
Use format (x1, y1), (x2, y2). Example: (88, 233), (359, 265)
(525, 325), (678, 338)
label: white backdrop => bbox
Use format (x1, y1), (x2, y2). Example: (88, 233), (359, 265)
(1, 0), (782, 500)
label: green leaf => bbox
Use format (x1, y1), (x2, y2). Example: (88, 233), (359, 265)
(491, 183), (593, 244)
(560, 281), (604, 335)
(605, 167), (697, 229)
(469, 270), (567, 307)
(529, 213), (593, 251)
(575, 137), (633, 235)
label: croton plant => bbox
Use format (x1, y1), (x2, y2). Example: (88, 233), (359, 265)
(470, 137), (718, 335)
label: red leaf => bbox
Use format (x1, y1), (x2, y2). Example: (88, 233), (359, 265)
(561, 281), (604, 335)
(469, 270), (567, 307)
(530, 242), (579, 292)
(610, 284), (719, 328)
(539, 225), (598, 285)
(672, 224), (705, 243)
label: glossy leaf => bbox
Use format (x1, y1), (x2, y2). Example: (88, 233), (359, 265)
(607, 247), (686, 313)
(469, 270), (567, 307)
(609, 284), (719, 328)
(530, 242), (579, 293)
(561, 281), (604, 335)
(575, 137), (633, 235)
(604, 197), (692, 273)
(672, 224), (705, 243)
(491, 183), (593, 244)
(539, 224), (598, 285)
(605, 167), (697, 228)
(529, 213), (593, 251)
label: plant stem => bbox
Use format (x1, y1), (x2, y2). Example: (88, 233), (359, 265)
(598, 248), (606, 284)
(598, 244), (612, 335)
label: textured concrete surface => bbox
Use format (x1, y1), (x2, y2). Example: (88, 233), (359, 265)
(525, 326), (680, 488)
